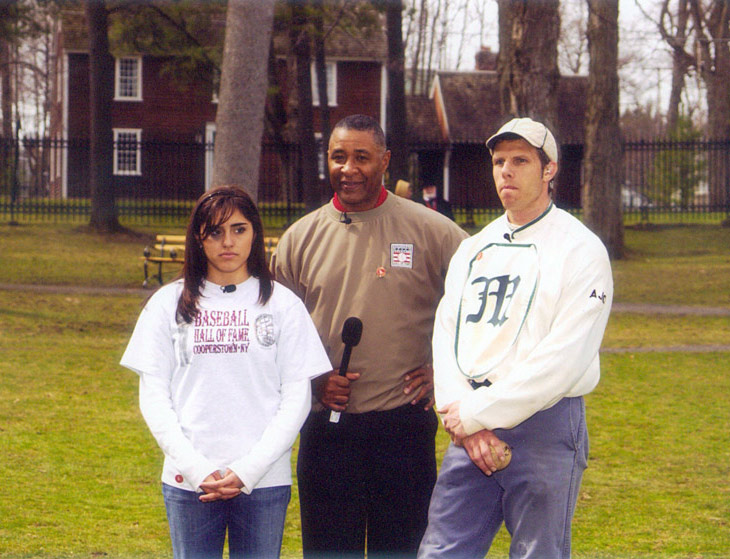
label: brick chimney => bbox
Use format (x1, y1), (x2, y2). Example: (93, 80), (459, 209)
(475, 46), (497, 71)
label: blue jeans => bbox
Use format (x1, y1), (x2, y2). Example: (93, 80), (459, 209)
(418, 397), (589, 559)
(162, 483), (291, 559)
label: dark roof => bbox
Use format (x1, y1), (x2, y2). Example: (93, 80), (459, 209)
(58, 7), (87, 52)
(430, 70), (587, 145)
(406, 96), (443, 144)
(273, 23), (386, 61)
(435, 70), (502, 143)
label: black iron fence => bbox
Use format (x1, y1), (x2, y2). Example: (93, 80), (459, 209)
(621, 138), (730, 224)
(0, 136), (308, 227)
(1, 136), (729, 227)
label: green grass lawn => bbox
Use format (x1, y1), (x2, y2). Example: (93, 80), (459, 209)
(1, 222), (729, 557)
(612, 224), (730, 307)
(1, 221), (729, 305)
(575, 352), (730, 558)
(0, 223), (288, 289)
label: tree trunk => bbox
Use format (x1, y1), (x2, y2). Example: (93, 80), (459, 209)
(265, 36), (293, 204)
(409, 0), (427, 95)
(290, 1), (321, 213)
(701, 8), (730, 140)
(666, 58), (688, 134)
(665, 0), (691, 133)
(425, 0), (440, 94)
(0, 36), (12, 195)
(583, 0), (623, 259)
(212, 0), (275, 202)
(385, 0), (409, 186)
(705, 72), (730, 207)
(0, 37), (12, 140)
(497, 0), (560, 129)
(85, 0), (121, 233)
(496, 0), (514, 117)
(312, 0), (330, 176)
(689, 0), (730, 207)
(0, 0), (17, 140)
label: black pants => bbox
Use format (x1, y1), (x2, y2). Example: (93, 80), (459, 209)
(297, 404), (438, 559)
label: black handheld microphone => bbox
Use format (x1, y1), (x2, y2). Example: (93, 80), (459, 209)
(329, 317), (363, 423)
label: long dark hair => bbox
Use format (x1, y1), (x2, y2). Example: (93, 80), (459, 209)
(176, 185), (274, 323)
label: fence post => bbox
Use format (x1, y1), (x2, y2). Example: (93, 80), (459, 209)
(724, 154), (730, 227)
(10, 118), (20, 225)
(721, 154), (730, 227)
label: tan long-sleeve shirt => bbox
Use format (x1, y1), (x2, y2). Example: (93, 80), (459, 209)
(271, 192), (468, 413)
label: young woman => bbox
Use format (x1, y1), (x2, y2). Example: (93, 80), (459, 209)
(121, 186), (331, 559)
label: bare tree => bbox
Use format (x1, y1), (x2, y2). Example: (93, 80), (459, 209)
(472, 0), (490, 60)
(404, 0), (454, 95)
(288, 0), (321, 212)
(583, 0), (623, 259)
(312, 0), (331, 155)
(497, 0), (561, 129)
(435, 0), (450, 69)
(85, 0), (121, 233)
(1, 36), (11, 140)
(689, 0), (730, 208)
(424, 0), (441, 94)
(407, 0), (427, 94)
(496, 0), (514, 115)
(383, 0), (409, 184)
(453, 0), (470, 69)
(212, 0), (275, 202)
(0, 0), (49, 199)
(17, 8), (54, 195)
(636, 0), (695, 133)
(689, 0), (730, 139)
(559, 0), (588, 75)
(660, 0), (694, 132)
(0, 0), (30, 139)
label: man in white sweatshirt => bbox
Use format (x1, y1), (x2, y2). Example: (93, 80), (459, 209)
(418, 117), (613, 559)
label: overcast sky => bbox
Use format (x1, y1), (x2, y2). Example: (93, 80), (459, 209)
(438, 0), (678, 114)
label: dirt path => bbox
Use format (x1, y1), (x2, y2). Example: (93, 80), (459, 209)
(0, 283), (150, 297)
(612, 302), (730, 316)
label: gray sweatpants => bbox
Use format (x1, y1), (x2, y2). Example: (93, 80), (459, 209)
(418, 397), (589, 559)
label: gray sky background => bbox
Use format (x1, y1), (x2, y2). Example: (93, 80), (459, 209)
(436, 0), (686, 116)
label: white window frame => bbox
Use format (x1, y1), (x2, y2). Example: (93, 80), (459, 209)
(115, 56), (143, 101)
(113, 128), (142, 176)
(205, 123), (216, 191)
(311, 61), (337, 107)
(56, 53), (64, 103)
(212, 68), (220, 104)
(315, 132), (326, 180)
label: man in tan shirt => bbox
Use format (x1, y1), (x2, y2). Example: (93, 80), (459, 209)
(272, 114), (467, 558)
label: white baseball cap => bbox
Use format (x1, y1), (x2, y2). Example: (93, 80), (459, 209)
(486, 117), (558, 163)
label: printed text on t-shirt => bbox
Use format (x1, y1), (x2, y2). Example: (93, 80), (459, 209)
(193, 309), (250, 354)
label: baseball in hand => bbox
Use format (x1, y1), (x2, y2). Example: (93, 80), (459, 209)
(490, 440), (512, 470)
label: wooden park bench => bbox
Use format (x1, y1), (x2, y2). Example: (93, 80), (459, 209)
(142, 234), (280, 287)
(142, 234), (185, 288)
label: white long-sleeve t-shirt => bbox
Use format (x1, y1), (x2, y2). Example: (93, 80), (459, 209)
(433, 204), (613, 434)
(121, 278), (331, 493)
